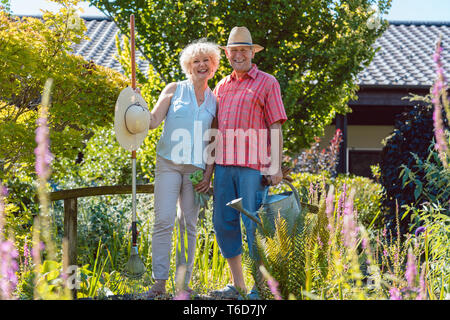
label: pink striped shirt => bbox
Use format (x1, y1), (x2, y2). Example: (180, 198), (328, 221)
(213, 64), (287, 171)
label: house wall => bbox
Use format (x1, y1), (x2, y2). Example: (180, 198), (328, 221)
(319, 125), (394, 150)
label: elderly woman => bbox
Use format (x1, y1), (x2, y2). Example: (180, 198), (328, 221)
(146, 39), (220, 297)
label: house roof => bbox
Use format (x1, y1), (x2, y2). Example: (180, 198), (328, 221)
(360, 21), (450, 88)
(18, 16), (450, 88)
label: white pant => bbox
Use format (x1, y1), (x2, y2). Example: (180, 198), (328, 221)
(151, 155), (200, 286)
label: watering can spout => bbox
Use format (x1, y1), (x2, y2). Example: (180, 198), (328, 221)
(226, 198), (262, 226)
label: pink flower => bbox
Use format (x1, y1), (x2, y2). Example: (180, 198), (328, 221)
(416, 266), (427, 300)
(361, 237), (368, 250)
(405, 250), (417, 288)
(342, 190), (358, 248)
(389, 287), (402, 300)
(337, 183), (347, 216)
(325, 187), (335, 232)
(431, 38), (449, 167)
(267, 278), (282, 300)
(317, 235), (323, 248)
(260, 265), (282, 300)
(0, 240), (19, 300)
(173, 290), (189, 300)
(34, 117), (54, 179)
(23, 240), (30, 267)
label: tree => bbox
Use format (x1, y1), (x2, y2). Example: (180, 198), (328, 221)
(0, 2), (129, 179)
(90, 0), (391, 154)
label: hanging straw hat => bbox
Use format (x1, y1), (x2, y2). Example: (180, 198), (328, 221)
(114, 86), (151, 151)
(220, 26), (264, 52)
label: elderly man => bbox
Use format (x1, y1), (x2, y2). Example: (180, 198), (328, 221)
(211, 26), (287, 299)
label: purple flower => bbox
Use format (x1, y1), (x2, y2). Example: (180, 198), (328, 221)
(389, 287), (402, 300)
(337, 183), (347, 216)
(405, 250), (417, 288)
(417, 267), (427, 300)
(34, 79), (54, 180)
(317, 235), (323, 248)
(173, 290), (189, 300)
(431, 37), (449, 167)
(0, 240), (19, 300)
(23, 240), (30, 267)
(432, 102), (448, 162)
(0, 185), (19, 300)
(0, 186), (7, 197)
(414, 226), (426, 237)
(260, 265), (282, 300)
(361, 236), (368, 250)
(325, 187), (335, 232)
(34, 117), (54, 179)
(267, 278), (282, 300)
(341, 190), (358, 248)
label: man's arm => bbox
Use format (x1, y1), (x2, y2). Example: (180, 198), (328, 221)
(269, 121), (284, 185)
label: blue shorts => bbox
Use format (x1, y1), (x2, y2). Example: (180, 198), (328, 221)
(213, 165), (268, 260)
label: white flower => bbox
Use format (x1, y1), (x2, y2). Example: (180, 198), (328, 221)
(367, 4), (382, 30)
(366, 15), (381, 30)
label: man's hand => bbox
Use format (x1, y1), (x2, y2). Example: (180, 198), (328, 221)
(269, 168), (283, 185)
(263, 166), (292, 186)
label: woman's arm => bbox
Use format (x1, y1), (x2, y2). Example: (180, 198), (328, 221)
(194, 116), (217, 193)
(149, 82), (177, 129)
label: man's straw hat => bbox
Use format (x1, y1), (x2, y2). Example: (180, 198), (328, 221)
(114, 87), (151, 151)
(220, 26), (264, 53)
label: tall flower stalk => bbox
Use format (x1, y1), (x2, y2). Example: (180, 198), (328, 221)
(34, 78), (55, 262)
(431, 37), (449, 167)
(32, 78), (71, 300)
(0, 184), (19, 300)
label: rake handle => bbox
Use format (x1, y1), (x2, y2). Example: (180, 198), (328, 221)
(131, 151), (137, 246)
(130, 14), (136, 90)
(130, 14), (137, 246)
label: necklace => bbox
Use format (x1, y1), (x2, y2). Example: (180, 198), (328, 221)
(195, 90), (205, 105)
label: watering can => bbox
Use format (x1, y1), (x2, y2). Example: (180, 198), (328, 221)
(226, 178), (318, 236)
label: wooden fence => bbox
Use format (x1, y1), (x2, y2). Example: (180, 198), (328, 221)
(49, 184), (154, 298)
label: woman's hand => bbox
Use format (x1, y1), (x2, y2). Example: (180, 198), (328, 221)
(194, 173), (211, 193)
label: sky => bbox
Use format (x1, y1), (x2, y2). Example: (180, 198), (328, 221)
(7, 0), (450, 21)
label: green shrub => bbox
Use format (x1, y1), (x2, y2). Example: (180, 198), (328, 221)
(379, 99), (448, 235)
(276, 171), (385, 231)
(400, 143), (450, 228)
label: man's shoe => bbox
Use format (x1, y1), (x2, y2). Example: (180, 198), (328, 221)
(210, 284), (242, 300)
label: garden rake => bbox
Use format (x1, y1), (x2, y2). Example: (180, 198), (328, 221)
(123, 14), (146, 280)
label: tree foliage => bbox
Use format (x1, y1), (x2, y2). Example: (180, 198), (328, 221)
(90, 0), (391, 154)
(0, 3), (129, 179)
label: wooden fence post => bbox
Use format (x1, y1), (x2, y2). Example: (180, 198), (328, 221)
(63, 198), (77, 299)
